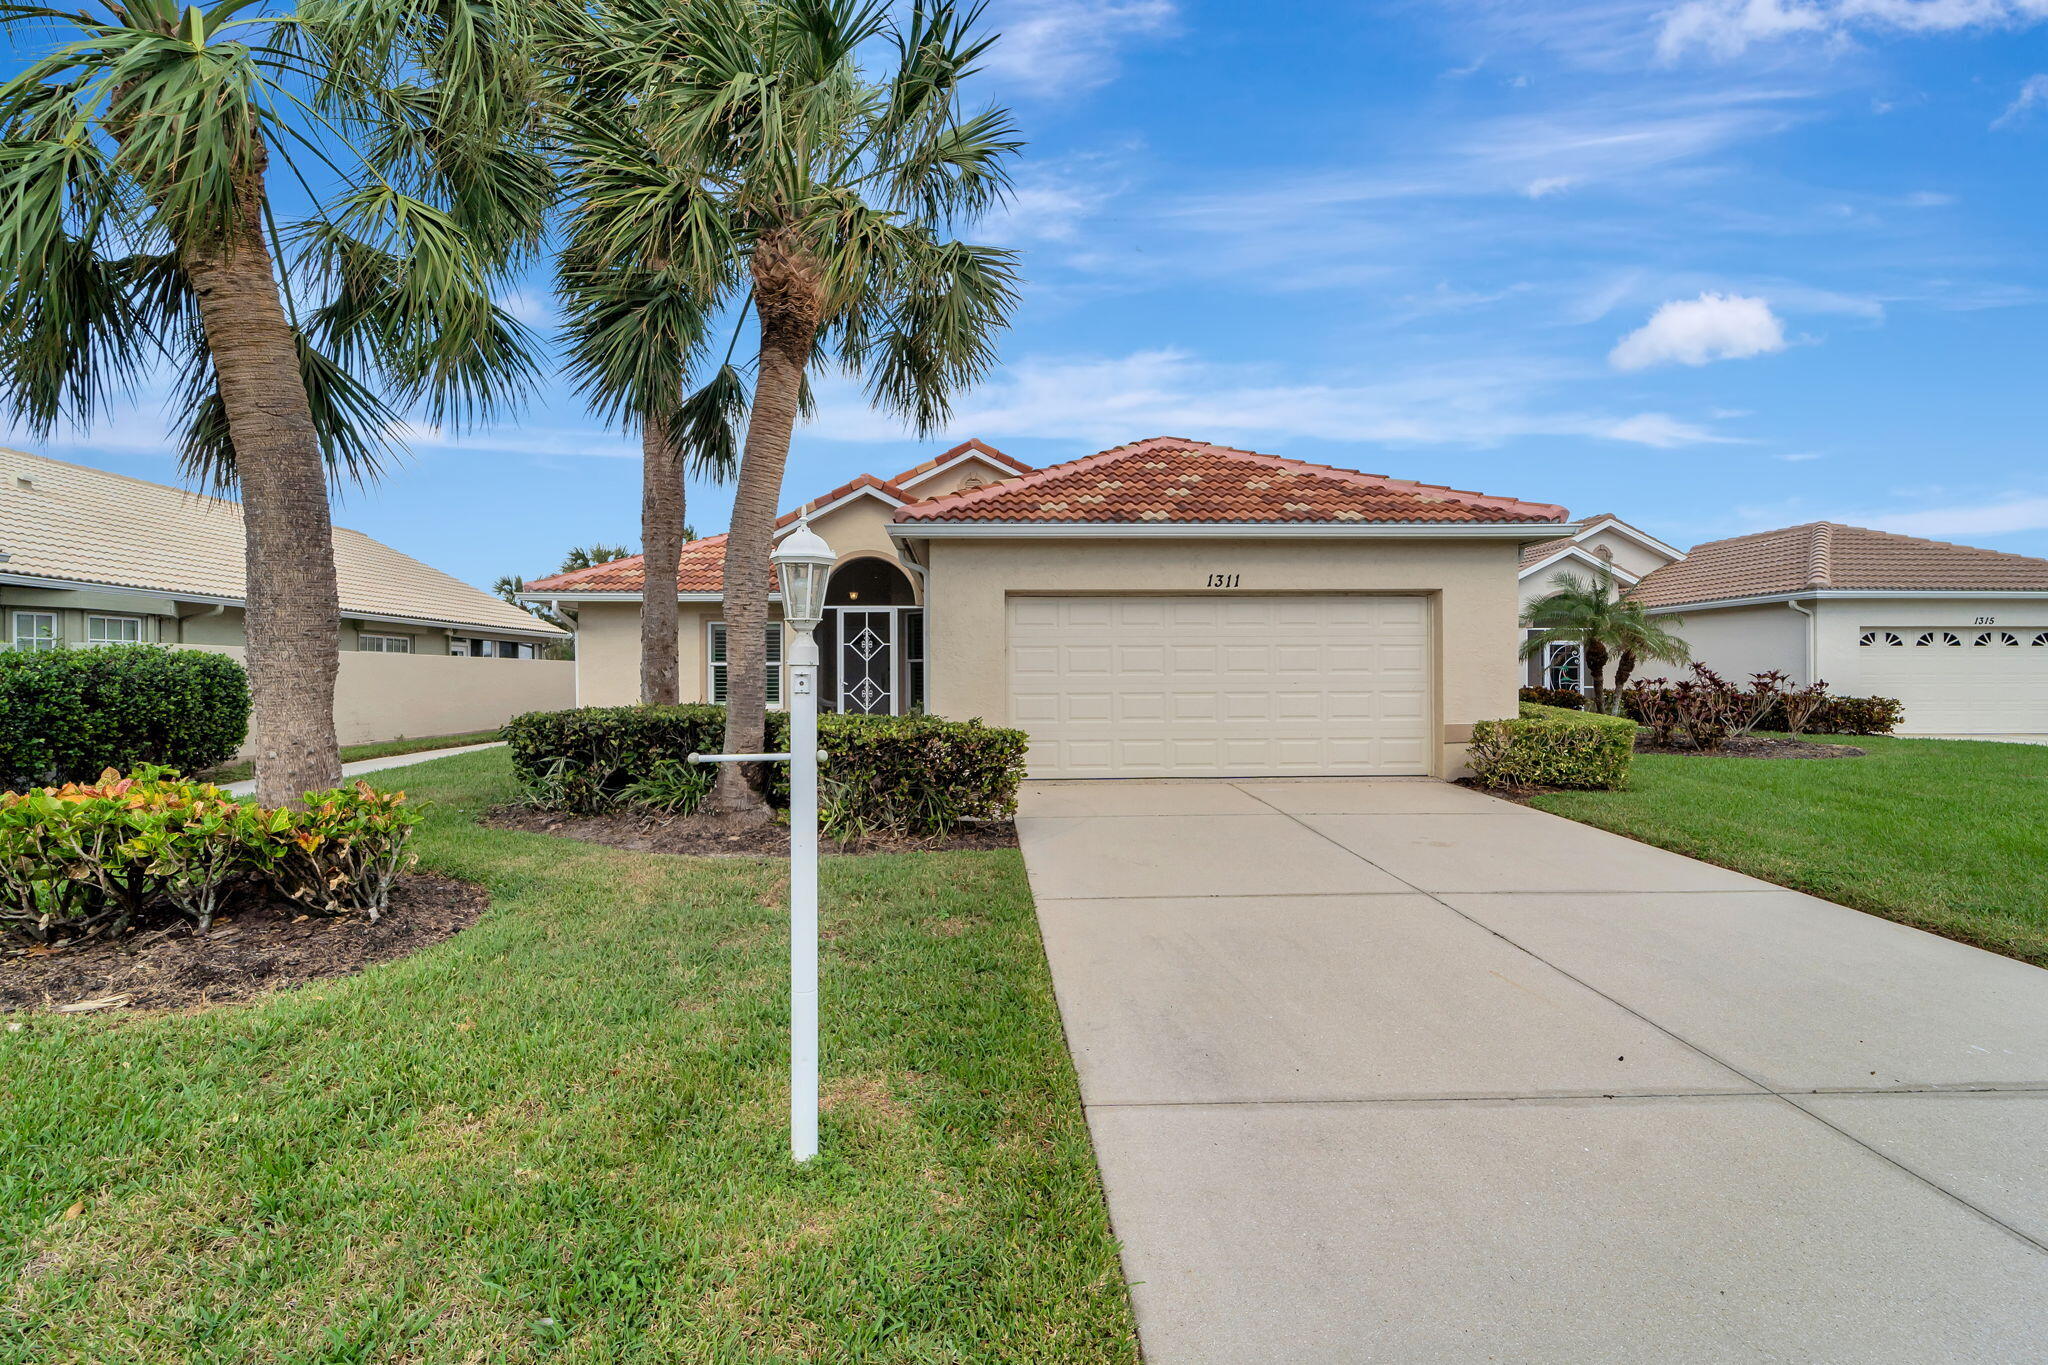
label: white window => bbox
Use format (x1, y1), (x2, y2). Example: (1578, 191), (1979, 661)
(708, 622), (783, 706)
(85, 615), (143, 645)
(359, 634), (414, 653)
(10, 611), (57, 651)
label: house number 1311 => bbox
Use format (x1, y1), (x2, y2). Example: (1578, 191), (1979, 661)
(1205, 573), (1242, 588)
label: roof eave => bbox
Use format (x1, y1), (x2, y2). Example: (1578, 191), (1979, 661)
(3, 570), (565, 637)
(889, 520), (1578, 540)
(1643, 587), (2048, 613)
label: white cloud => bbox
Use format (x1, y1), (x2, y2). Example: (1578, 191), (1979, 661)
(1525, 175), (1577, 197)
(803, 348), (1738, 450)
(1779, 450), (1827, 461)
(1608, 292), (1788, 370)
(977, 0), (1176, 93)
(1658, 0), (2048, 61)
(1992, 73), (2048, 128)
(1850, 494), (2048, 538)
(393, 421), (638, 461)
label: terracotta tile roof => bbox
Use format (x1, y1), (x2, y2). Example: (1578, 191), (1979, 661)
(888, 438), (1034, 486)
(520, 452), (1039, 596)
(894, 437), (1570, 526)
(0, 447), (564, 635)
(521, 535), (750, 595)
(1632, 522), (2048, 609)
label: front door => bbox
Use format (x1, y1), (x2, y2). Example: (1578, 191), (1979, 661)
(837, 608), (894, 714)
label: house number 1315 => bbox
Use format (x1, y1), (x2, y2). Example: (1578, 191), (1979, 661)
(1205, 573), (1241, 588)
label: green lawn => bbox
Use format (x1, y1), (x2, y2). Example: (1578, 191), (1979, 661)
(1531, 735), (2048, 967)
(198, 729), (507, 786)
(0, 749), (1135, 1363)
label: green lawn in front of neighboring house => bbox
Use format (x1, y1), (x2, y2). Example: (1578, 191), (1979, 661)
(198, 729), (506, 786)
(0, 748), (1136, 1364)
(1530, 735), (2048, 967)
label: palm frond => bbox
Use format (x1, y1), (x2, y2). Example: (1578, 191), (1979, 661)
(179, 326), (400, 493)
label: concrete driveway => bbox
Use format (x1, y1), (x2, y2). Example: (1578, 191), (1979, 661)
(1017, 777), (2048, 1364)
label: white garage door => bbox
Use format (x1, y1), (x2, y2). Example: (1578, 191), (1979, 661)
(1008, 596), (1431, 778)
(1853, 627), (2048, 734)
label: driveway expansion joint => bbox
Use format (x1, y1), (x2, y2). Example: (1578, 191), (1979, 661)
(1221, 778), (2048, 1258)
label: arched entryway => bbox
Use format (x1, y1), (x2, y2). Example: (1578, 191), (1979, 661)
(818, 556), (924, 714)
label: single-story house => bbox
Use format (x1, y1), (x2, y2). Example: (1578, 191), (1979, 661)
(1517, 512), (1684, 690)
(1632, 521), (2048, 738)
(2, 446), (574, 749)
(0, 447), (564, 659)
(521, 437), (1577, 779)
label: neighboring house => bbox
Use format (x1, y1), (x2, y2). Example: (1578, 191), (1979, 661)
(0, 448), (564, 659)
(521, 436), (1576, 779)
(1516, 512), (1685, 690)
(1632, 521), (2048, 738)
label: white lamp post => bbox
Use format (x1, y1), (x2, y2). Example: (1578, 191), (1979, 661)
(771, 519), (834, 1162)
(689, 517), (834, 1162)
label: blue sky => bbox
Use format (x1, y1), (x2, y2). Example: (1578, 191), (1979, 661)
(11, 0), (2048, 588)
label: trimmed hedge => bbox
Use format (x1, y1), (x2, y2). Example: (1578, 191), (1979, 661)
(1784, 694), (1903, 736)
(1469, 701), (1637, 792)
(0, 645), (249, 791)
(1620, 687), (1903, 736)
(503, 704), (1030, 835)
(1518, 686), (1586, 710)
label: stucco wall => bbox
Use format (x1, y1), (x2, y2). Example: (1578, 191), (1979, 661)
(572, 601), (747, 707)
(179, 645), (574, 750)
(916, 535), (1526, 778)
(1645, 601), (1812, 686)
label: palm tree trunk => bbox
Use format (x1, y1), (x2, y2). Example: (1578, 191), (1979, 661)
(1613, 650), (1638, 696)
(639, 411), (684, 705)
(709, 240), (823, 817)
(1584, 637), (1611, 714)
(178, 149), (342, 809)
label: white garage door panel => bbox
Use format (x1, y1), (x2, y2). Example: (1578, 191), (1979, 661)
(1008, 595), (1432, 778)
(1852, 628), (2048, 734)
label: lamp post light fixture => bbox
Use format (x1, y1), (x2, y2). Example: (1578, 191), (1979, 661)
(773, 519), (834, 1164)
(689, 517), (835, 1163)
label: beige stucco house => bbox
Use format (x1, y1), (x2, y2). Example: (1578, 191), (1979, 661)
(1516, 512), (1686, 691)
(1, 447), (573, 746)
(522, 437), (1578, 779)
(1633, 522), (2048, 738)
(1515, 506), (2048, 738)
(1, 447), (565, 658)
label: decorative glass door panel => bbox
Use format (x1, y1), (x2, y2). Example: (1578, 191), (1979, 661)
(838, 608), (894, 714)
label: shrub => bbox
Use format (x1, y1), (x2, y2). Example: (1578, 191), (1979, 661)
(1518, 686), (1586, 710)
(1621, 669), (1903, 741)
(0, 645), (249, 791)
(780, 713), (1030, 837)
(0, 768), (421, 945)
(1469, 702), (1637, 792)
(503, 704), (724, 812)
(620, 759), (715, 814)
(1797, 694), (1903, 736)
(249, 785), (422, 920)
(504, 704), (1031, 836)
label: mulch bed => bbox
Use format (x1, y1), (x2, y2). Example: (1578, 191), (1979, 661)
(1635, 734), (1866, 760)
(481, 804), (1018, 856)
(0, 872), (486, 1016)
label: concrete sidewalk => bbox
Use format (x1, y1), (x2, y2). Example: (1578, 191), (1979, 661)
(1017, 777), (2048, 1364)
(224, 741), (503, 798)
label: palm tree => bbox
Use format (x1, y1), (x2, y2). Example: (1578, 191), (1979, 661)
(546, 40), (741, 707)
(559, 543), (637, 572)
(557, 0), (1020, 817)
(1520, 569), (1690, 713)
(0, 0), (547, 805)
